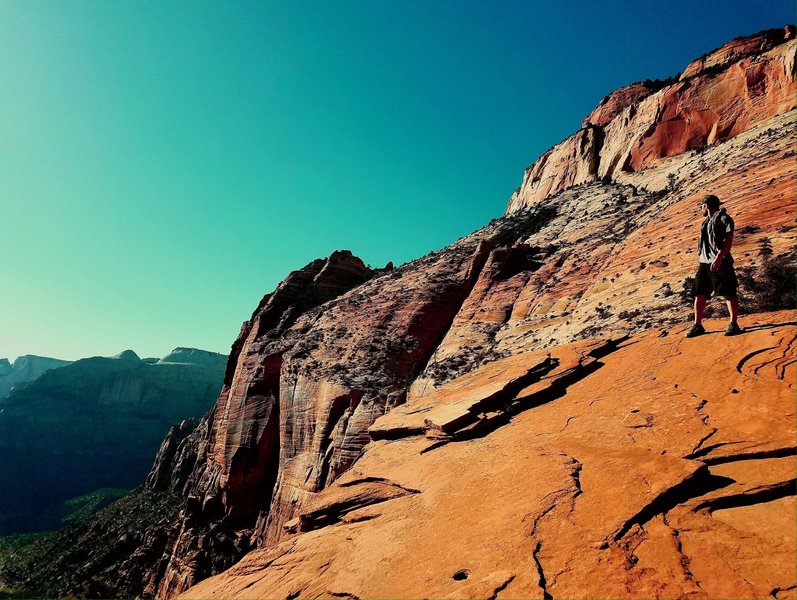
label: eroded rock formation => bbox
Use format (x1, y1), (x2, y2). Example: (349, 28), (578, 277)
(181, 312), (796, 600)
(137, 28), (797, 598)
(506, 27), (796, 211)
(3, 27), (794, 600)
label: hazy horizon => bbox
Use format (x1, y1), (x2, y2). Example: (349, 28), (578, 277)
(1, 0), (792, 362)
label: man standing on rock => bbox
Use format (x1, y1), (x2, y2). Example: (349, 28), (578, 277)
(686, 194), (741, 337)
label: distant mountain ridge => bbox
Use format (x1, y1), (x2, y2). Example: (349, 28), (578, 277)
(0, 354), (71, 398)
(0, 347), (227, 535)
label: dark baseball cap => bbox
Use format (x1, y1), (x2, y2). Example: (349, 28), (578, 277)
(699, 194), (723, 208)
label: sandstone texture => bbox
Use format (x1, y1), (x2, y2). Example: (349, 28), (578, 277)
(0, 354), (71, 398)
(181, 312), (796, 600)
(149, 30), (797, 598)
(506, 28), (795, 210)
(0, 348), (226, 534)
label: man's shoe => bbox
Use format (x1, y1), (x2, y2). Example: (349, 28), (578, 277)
(724, 322), (742, 336)
(685, 323), (706, 338)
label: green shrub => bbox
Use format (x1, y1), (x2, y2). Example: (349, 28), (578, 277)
(737, 252), (796, 312)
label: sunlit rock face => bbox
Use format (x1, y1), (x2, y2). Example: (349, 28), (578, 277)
(155, 28), (796, 599)
(0, 347), (226, 534)
(179, 312), (796, 600)
(506, 28), (796, 212)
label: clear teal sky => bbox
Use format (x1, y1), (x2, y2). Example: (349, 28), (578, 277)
(0, 1), (792, 361)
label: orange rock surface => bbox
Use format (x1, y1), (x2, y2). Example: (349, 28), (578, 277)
(164, 86), (794, 600)
(582, 82), (657, 127)
(679, 26), (793, 79)
(506, 28), (795, 211)
(181, 312), (796, 600)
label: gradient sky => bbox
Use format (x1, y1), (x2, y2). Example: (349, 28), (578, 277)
(0, 1), (792, 361)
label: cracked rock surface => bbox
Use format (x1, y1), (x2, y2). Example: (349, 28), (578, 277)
(180, 311), (796, 600)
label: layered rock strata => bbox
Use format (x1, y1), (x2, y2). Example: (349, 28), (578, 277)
(4, 28), (794, 600)
(166, 29), (795, 597)
(506, 27), (796, 211)
(150, 33), (796, 595)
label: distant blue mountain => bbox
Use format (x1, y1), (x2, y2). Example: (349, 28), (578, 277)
(0, 347), (227, 534)
(0, 354), (72, 399)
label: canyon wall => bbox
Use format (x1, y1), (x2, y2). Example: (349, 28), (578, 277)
(506, 27), (796, 212)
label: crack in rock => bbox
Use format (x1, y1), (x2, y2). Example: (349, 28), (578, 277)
(686, 428), (718, 458)
(736, 345), (779, 373)
(684, 440), (746, 460)
(662, 513), (702, 590)
(487, 574), (516, 600)
(531, 541), (553, 600)
(294, 479), (420, 533)
(694, 478), (797, 513)
(702, 446), (797, 465)
(613, 465), (734, 541)
(771, 584), (797, 599)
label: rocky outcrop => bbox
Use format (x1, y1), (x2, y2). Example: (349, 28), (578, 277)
(0, 348), (226, 534)
(0, 354), (71, 398)
(145, 243), (503, 597)
(159, 94), (794, 592)
(506, 27), (796, 211)
(180, 313), (796, 600)
(679, 25), (794, 79)
(582, 81), (664, 127)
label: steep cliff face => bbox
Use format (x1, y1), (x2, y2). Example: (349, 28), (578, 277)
(0, 348), (226, 534)
(142, 242), (509, 597)
(506, 27), (796, 211)
(0, 354), (71, 398)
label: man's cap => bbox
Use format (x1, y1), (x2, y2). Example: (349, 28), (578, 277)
(699, 194), (723, 208)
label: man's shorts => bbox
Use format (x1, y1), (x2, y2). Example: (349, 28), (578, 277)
(694, 260), (738, 299)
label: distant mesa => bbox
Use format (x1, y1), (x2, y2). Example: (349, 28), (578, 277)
(0, 345), (227, 535)
(110, 348), (227, 366)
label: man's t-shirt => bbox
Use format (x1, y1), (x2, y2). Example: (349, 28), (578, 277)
(699, 210), (734, 264)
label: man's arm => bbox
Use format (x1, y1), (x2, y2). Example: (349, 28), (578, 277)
(711, 231), (733, 272)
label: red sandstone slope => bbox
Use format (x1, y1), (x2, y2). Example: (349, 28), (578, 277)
(181, 312), (796, 600)
(149, 28), (796, 599)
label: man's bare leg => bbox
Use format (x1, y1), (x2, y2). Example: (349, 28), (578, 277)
(726, 296), (739, 323)
(694, 295), (707, 324)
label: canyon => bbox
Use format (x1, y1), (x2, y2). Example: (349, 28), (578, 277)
(1, 26), (793, 600)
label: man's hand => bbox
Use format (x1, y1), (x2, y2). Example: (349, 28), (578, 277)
(712, 231), (734, 272)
